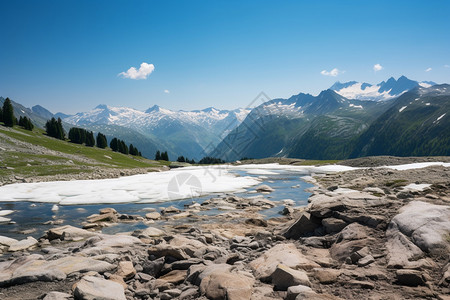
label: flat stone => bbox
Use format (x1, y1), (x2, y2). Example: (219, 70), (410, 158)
(43, 291), (72, 300)
(357, 255), (375, 267)
(0, 235), (18, 247)
(270, 264), (311, 290)
(99, 208), (117, 215)
(145, 212), (161, 220)
(313, 268), (341, 284)
(250, 243), (319, 280)
(8, 236), (38, 252)
(140, 227), (165, 237)
(390, 201), (450, 253)
(256, 185), (274, 192)
(159, 269), (187, 284)
(73, 275), (126, 300)
(87, 212), (117, 223)
(47, 225), (97, 241)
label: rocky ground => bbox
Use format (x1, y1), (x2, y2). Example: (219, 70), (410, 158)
(0, 162), (449, 300)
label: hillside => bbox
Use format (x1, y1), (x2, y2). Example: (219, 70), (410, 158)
(350, 84), (450, 157)
(0, 125), (168, 185)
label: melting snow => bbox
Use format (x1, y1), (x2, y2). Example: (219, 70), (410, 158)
(399, 106), (407, 112)
(436, 113), (446, 121)
(349, 104), (363, 109)
(425, 103), (431, 106)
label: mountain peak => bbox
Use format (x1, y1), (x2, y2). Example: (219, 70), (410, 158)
(145, 105), (161, 113)
(95, 104), (108, 110)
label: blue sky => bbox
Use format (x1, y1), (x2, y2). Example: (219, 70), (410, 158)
(1, 0), (449, 114)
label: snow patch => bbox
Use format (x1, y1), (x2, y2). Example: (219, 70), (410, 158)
(399, 106), (407, 112)
(383, 162), (450, 171)
(436, 113), (446, 121)
(402, 183), (431, 192)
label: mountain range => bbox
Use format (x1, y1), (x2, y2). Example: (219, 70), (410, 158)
(211, 83), (449, 160)
(2, 76), (448, 160)
(330, 75), (436, 101)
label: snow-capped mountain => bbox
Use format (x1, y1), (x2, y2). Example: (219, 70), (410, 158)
(63, 105), (251, 159)
(330, 76), (436, 101)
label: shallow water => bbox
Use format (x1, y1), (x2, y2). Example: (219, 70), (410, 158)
(0, 168), (313, 240)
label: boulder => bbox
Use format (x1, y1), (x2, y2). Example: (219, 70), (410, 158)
(283, 212), (321, 239)
(99, 208), (117, 215)
(390, 201), (450, 253)
(322, 218), (347, 234)
(115, 261), (136, 281)
(73, 275), (126, 300)
(199, 267), (254, 300)
(87, 212), (118, 223)
(270, 264), (311, 290)
(0, 254), (116, 287)
(256, 185), (274, 193)
(159, 269), (187, 284)
(161, 206), (181, 214)
(140, 227), (165, 237)
(386, 224), (423, 268)
(312, 268), (341, 284)
(8, 236), (38, 252)
(46, 225), (97, 241)
(0, 236), (18, 247)
(286, 285), (313, 300)
(249, 243), (319, 281)
(145, 212), (161, 220)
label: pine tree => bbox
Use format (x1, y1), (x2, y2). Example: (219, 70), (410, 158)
(0, 107), (3, 122)
(96, 132), (107, 148)
(155, 150), (161, 160)
(86, 131), (95, 147)
(2, 98), (15, 127)
(161, 151), (169, 161)
(177, 156), (185, 162)
(25, 117), (34, 130)
(45, 118), (64, 140)
(110, 138), (119, 151)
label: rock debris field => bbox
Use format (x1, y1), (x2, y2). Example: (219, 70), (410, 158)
(0, 161), (449, 300)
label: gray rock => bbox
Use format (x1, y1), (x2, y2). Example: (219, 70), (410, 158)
(283, 212), (321, 239)
(8, 236), (38, 252)
(199, 267), (254, 300)
(140, 227), (165, 237)
(249, 244), (319, 281)
(271, 264), (311, 290)
(390, 201), (450, 253)
(256, 185), (274, 192)
(73, 275), (126, 300)
(47, 225), (97, 241)
(322, 218), (347, 234)
(0, 235), (19, 247)
(286, 285), (313, 300)
(357, 255), (375, 267)
(43, 291), (72, 300)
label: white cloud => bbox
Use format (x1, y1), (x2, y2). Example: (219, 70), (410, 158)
(425, 67), (432, 72)
(445, 64), (450, 68)
(164, 89), (170, 94)
(320, 68), (341, 77)
(373, 64), (383, 72)
(119, 62), (155, 80)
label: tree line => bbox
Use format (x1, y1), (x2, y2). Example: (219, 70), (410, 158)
(154, 150), (169, 161)
(0, 97), (141, 157)
(1, 97), (34, 131)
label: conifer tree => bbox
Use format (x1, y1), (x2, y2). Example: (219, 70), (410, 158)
(0, 107), (3, 123)
(85, 131), (95, 147)
(96, 132), (107, 148)
(110, 138), (119, 151)
(2, 98), (15, 127)
(155, 150), (161, 160)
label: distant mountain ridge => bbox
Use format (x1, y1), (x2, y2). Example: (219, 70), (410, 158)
(330, 76), (436, 101)
(211, 83), (449, 160)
